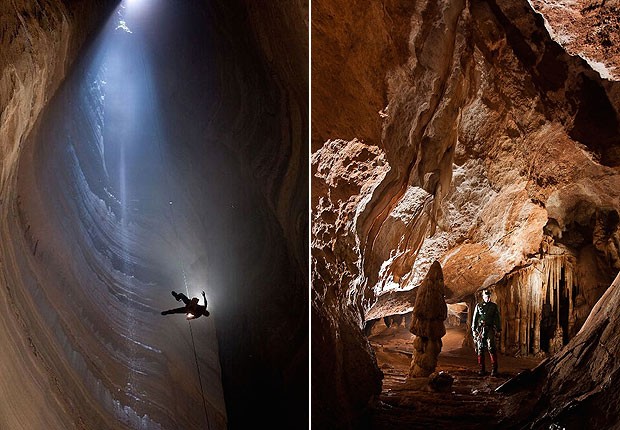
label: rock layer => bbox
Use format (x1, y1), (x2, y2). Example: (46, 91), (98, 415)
(1, 0), (307, 429)
(312, 0), (620, 427)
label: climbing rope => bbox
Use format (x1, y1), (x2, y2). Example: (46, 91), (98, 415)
(159, 117), (212, 430)
(182, 268), (211, 430)
(161, 119), (212, 430)
(137, 46), (212, 429)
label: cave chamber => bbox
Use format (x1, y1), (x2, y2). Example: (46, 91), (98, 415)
(0, 0), (308, 429)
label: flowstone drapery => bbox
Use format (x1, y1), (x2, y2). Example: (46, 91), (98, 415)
(496, 245), (584, 356)
(408, 261), (447, 377)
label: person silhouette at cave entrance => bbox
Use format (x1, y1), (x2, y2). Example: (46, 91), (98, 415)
(471, 289), (501, 376)
(161, 291), (210, 320)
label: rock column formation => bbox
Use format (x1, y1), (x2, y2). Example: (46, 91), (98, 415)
(408, 261), (447, 378)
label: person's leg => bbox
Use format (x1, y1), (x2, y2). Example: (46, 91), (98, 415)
(477, 348), (486, 375)
(161, 306), (187, 315)
(476, 334), (486, 376)
(474, 328), (487, 376)
(171, 291), (190, 305)
(489, 351), (498, 376)
(488, 334), (498, 376)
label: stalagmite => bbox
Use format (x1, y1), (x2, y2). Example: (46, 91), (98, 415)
(408, 261), (447, 378)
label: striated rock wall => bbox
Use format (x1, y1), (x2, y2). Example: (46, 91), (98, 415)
(0, 2), (119, 429)
(1, 0), (307, 429)
(202, 1), (309, 426)
(312, 0), (474, 427)
(312, 0), (620, 426)
(0, 0), (117, 192)
(244, 0), (309, 275)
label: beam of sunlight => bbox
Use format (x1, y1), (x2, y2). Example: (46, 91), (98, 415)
(125, 0), (149, 13)
(25, 0), (224, 426)
(81, 0), (190, 424)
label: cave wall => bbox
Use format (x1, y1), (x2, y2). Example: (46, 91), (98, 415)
(443, 0), (620, 356)
(0, 0), (117, 190)
(503, 271), (620, 429)
(0, 2), (120, 428)
(312, 0), (620, 427)
(312, 0), (474, 427)
(1, 0), (307, 429)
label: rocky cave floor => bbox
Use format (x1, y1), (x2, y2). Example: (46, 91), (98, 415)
(368, 325), (544, 429)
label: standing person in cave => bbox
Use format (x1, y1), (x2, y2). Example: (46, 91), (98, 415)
(471, 289), (501, 376)
(161, 291), (210, 320)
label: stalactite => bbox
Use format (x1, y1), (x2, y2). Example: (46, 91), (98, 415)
(557, 258), (561, 328)
(494, 251), (579, 357)
(567, 265), (575, 335)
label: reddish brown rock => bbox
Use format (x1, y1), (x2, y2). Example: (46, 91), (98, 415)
(408, 261), (447, 377)
(529, 0), (620, 80)
(1, 1), (308, 429)
(312, 0), (620, 426)
(312, 0), (474, 426)
(504, 271), (620, 429)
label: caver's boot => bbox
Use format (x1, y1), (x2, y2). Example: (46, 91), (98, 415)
(478, 354), (486, 376)
(171, 291), (181, 301)
(490, 352), (498, 377)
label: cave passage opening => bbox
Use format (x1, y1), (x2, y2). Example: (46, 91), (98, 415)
(365, 301), (470, 363)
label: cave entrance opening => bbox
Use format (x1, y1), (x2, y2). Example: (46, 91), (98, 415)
(447, 302), (468, 328)
(445, 302), (469, 352)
